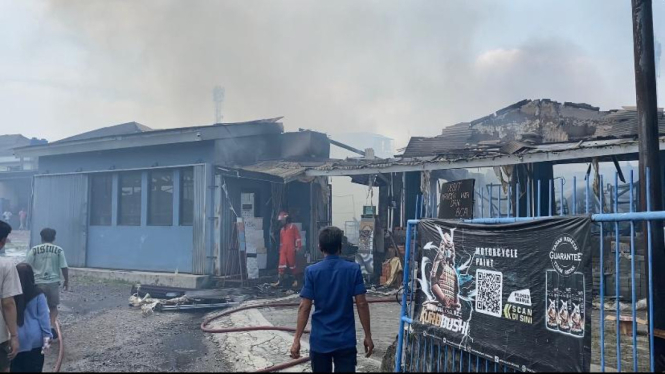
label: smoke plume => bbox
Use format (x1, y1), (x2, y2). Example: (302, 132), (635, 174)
(1, 0), (659, 147)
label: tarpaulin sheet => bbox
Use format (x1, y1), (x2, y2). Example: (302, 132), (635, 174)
(413, 217), (592, 372)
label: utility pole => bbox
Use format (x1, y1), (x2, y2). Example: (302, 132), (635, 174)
(631, 0), (665, 370)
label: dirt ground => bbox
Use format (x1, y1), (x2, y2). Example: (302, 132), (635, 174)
(259, 301), (402, 371)
(590, 308), (651, 372)
(20, 264), (650, 373)
(43, 275), (225, 372)
(39, 275), (399, 373)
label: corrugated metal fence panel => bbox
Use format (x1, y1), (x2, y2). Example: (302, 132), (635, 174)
(219, 177), (243, 276)
(30, 174), (89, 267)
(213, 173), (222, 275)
(192, 165), (207, 274)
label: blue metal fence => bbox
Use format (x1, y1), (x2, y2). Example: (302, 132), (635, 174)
(396, 169), (659, 372)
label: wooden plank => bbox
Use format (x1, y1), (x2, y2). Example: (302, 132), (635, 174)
(605, 314), (648, 325)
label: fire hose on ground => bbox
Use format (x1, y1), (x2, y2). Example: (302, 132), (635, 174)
(54, 320), (64, 372)
(200, 297), (398, 373)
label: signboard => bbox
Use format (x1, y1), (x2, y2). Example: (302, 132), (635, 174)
(438, 179), (475, 219)
(356, 218), (375, 276)
(413, 217), (592, 372)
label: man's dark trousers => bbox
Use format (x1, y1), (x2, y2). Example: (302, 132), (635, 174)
(310, 348), (357, 373)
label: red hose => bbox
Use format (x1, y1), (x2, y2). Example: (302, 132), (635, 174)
(54, 320), (64, 372)
(201, 298), (395, 373)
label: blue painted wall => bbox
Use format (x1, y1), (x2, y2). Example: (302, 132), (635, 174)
(36, 142), (211, 273)
(33, 134), (289, 274)
(38, 141), (216, 174)
(86, 226), (193, 272)
(84, 167), (197, 273)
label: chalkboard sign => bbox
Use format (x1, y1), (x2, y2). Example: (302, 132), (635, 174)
(438, 179), (475, 219)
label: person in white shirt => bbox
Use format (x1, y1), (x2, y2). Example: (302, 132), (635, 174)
(0, 220), (23, 372)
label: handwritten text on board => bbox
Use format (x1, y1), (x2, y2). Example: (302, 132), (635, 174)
(438, 179), (475, 219)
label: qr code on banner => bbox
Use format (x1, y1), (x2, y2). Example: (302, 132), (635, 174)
(475, 269), (503, 317)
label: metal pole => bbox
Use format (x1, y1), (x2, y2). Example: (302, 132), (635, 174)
(632, 0), (665, 369)
(395, 220), (417, 372)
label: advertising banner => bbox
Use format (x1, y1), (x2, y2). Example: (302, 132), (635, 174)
(413, 217), (592, 372)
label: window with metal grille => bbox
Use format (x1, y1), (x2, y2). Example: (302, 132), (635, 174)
(119, 172), (142, 226)
(180, 168), (194, 226)
(90, 174), (112, 226)
(148, 170), (173, 226)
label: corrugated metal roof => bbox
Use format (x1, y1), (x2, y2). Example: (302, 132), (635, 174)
(594, 109), (665, 138)
(313, 156), (436, 172)
(240, 161), (308, 182)
(235, 160), (331, 183)
(402, 123), (472, 158)
(0, 135), (33, 156)
(56, 122), (152, 143)
(51, 117), (284, 145)
(307, 137), (648, 176)
(15, 118), (285, 158)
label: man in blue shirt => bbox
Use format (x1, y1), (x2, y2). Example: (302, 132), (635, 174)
(290, 226), (373, 373)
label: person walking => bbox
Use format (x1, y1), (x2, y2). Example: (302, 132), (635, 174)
(18, 210), (26, 231)
(290, 226), (373, 373)
(0, 221), (23, 373)
(25, 228), (69, 340)
(11, 263), (51, 372)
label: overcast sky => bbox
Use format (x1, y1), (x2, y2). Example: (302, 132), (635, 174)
(0, 1), (663, 147)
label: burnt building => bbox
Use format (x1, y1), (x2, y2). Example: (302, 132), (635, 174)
(308, 99), (665, 297)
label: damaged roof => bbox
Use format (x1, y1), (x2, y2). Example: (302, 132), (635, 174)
(236, 161), (312, 183)
(223, 160), (332, 183)
(307, 136), (663, 177)
(306, 100), (665, 177)
(403, 99), (665, 158)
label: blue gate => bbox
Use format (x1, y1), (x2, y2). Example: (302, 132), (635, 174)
(395, 169), (659, 372)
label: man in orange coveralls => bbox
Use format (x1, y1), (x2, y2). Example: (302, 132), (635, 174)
(272, 211), (303, 289)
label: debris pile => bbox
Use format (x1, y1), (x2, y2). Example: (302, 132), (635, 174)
(128, 284), (244, 316)
(592, 297), (647, 311)
(128, 293), (160, 316)
(127, 283), (303, 316)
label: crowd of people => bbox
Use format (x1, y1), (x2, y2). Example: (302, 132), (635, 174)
(0, 220), (69, 372)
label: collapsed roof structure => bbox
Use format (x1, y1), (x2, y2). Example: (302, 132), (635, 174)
(403, 99), (665, 158)
(308, 99), (665, 176)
